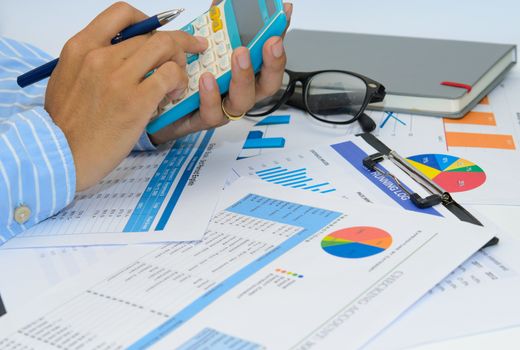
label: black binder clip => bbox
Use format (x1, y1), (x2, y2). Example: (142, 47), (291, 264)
(363, 153), (444, 209)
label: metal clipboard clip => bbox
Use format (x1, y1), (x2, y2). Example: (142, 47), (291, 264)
(358, 132), (499, 248)
(362, 151), (452, 209)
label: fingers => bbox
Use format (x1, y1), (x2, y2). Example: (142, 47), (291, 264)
(137, 61), (188, 111)
(120, 31), (208, 81)
(145, 1), (294, 144)
(149, 46), (270, 144)
(251, 3), (292, 102)
(224, 47), (256, 116)
(82, 2), (148, 46)
(149, 73), (227, 143)
(255, 36), (287, 102)
(198, 73), (228, 128)
(282, 3), (293, 38)
(104, 35), (149, 60)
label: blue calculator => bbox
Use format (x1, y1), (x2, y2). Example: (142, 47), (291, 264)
(146, 0), (288, 134)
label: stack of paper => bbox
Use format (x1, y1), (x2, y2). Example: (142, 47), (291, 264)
(0, 179), (496, 349)
(2, 75), (520, 350)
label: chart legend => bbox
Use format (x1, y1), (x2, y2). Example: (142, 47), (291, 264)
(321, 226), (392, 259)
(407, 154), (486, 193)
(275, 268), (304, 278)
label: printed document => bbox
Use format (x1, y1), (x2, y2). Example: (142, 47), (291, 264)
(366, 227), (520, 349)
(1, 124), (247, 248)
(0, 179), (494, 349)
(231, 135), (520, 348)
(363, 75), (520, 205)
(241, 74), (520, 205)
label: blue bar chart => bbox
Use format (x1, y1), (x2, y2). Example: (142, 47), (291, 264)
(255, 115), (291, 126)
(243, 130), (285, 149)
(241, 115), (291, 150)
(256, 166), (336, 194)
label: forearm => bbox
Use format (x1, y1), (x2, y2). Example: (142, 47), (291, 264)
(0, 107), (75, 241)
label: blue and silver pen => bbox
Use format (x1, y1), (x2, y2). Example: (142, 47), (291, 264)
(17, 9), (184, 88)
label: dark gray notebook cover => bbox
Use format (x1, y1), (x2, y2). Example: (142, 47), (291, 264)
(285, 30), (516, 118)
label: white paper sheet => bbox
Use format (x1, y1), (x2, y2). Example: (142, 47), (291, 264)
(1, 123), (247, 248)
(0, 179), (494, 350)
(354, 75), (520, 205)
(366, 230), (520, 350)
(231, 135), (520, 349)
(230, 134), (455, 219)
(0, 246), (122, 311)
(237, 74), (520, 206)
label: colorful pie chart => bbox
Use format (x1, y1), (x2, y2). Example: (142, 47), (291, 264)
(321, 226), (392, 259)
(406, 154), (486, 193)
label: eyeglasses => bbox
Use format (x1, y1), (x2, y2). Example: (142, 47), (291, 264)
(247, 69), (386, 132)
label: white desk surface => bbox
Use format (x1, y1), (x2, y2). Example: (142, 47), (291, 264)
(1, 1), (519, 349)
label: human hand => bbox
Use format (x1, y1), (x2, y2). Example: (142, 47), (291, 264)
(45, 2), (208, 191)
(148, 2), (293, 145)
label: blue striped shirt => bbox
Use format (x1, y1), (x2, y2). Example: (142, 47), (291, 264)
(0, 36), (155, 244)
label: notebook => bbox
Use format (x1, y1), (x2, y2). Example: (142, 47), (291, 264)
(284, 30), (517, 119)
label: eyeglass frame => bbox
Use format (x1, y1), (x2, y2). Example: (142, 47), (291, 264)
(246, 69), (386, 126)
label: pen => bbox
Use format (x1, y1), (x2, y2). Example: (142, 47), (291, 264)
(17, 9), (185, 88)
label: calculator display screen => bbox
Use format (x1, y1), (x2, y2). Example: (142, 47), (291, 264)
(231, 0), (266, 45)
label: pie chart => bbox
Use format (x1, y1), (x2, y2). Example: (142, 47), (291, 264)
(321, 226), (392, 259)
(406, 154), (486, 193)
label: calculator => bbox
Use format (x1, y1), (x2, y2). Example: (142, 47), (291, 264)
(146, 0), (288, 134)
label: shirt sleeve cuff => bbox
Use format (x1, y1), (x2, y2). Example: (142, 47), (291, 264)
(0, 107), (76, 240)
(133, 132), (157, 151)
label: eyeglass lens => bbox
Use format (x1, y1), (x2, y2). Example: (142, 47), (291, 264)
(248, 72), (291, 115)
(248, 71), (369, 124)
(306, 72), (368, 123)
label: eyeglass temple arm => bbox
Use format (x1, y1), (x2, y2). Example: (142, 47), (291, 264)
(370, 84), (386, 103)
(358, 113), (376, 133)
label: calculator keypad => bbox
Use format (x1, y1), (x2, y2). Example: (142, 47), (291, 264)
(159, 5), (234, 115)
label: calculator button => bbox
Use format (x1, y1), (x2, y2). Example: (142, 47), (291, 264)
(192, 16), (208, 29)
(215, 43), (228, 57)
(218, 56), (230, 71)
(187, 61), (201, 77)
(160, 103), (173, 115)
(205, 38), (214, 50)
(209, 6), (221, 20)
(171, 90), (188, 105)
(189, 77), (199, 91)
(201, 51), (216, 67)
(213, 30), (225, 44)
(181, 24), (195, 35)
(186, 53), (199, 65)
(212, 19), (223, 33)
(196, 25), (210, 38)
(205, 65), (218, 76)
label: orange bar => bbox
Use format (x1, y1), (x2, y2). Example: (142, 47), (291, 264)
(479, 96), (490, 105)
(446, 132), (516, 150)
(444, 111), (496, 126)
